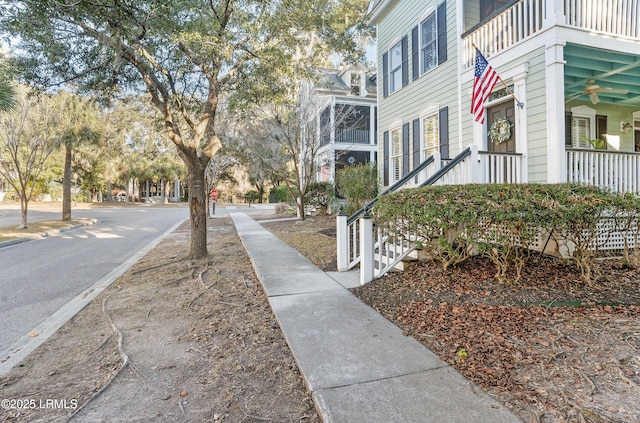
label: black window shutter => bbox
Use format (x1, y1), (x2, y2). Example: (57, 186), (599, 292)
(439, 107), (449, 159)
(565, 112), (572, 146)
(411, 26), (419, 80)
(437, 1), (447, 65)
(412, 119), (421, 166)
(383, 131), (389, 185)
(402, 122), (410, 176)
(401, 35), (409, 87)
(596, 115), (608, 142)
(382, 52), (389, 98)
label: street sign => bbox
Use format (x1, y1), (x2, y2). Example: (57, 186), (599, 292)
(210, 189), (219, 199)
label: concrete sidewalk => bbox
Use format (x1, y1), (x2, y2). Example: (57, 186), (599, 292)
(230, 212), (521, 423)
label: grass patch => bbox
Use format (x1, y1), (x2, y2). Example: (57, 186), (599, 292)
(0, 219), (92, 241)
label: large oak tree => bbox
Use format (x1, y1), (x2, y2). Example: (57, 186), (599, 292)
(1, 0), (369, 258)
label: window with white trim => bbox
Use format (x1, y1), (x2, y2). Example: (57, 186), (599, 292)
(412, 2), (446, 80)
(391, 127), (402, 182)
(570, 105), (596, 149)
(350, 72), (361, 96)
(389, 42), (403, 94)
(572, 117), (591, 148)
(420, 13), (437, 74)
(422, 112), (439, 158)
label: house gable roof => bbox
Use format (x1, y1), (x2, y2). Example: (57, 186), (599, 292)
(366, 0), (395, 24)
(310, 64), (377, 98)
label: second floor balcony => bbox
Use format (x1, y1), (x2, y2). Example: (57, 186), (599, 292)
(462, 0), (640, 68)
(335, 128), (373, 144)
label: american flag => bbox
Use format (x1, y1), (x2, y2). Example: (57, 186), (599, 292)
(471, 49), (499, 124)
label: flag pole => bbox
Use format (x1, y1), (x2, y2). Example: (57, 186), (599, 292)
(472, 43), (524, 109)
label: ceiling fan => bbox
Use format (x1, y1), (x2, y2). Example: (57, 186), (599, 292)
(579, 79), (629, 104)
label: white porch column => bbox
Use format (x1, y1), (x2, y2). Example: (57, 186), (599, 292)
(336, 211), (349, 272)
(174, 178), (180, 200)
(544, 0), (566, 27)
(513, 68), (528, 184)
(359, 212), (374, 285)
(545, 42), (567, 183)
(330, 98), (336, 144)
(470, 144), (481, 183)
(370, 104), (376, 145)
(330, 99), (337, 183)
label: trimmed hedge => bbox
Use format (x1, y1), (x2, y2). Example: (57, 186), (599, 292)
(374, 183), (640, 283)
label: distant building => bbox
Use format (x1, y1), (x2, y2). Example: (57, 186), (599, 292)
(301, 63), (378, 183)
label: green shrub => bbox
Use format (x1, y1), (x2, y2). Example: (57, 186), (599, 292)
(374, 183), (640, 284)
(336, 163), (378, 215)
(269, 186), (292, 204)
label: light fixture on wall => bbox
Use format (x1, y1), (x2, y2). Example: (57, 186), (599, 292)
(621, 121), (632, 133)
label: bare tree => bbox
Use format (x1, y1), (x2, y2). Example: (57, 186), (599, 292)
(0, 88), (61, 228)
(242, 92), (360, 220)
(204, 154), (238, 212)
(205, 155), (239, 193)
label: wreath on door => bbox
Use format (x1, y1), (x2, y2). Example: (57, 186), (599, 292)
(489, 117), (512, 144)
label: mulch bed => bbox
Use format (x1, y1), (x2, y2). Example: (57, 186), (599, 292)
(352, 255), (640, 423)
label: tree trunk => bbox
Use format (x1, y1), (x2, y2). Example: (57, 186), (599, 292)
(62, 144), (72, 221)
(18, 193), (28, 229)
(297, 194), (306, 221)
(187, 160), (208, 259)
(256, 183), (264, 203)
(163, 180), (169, 204)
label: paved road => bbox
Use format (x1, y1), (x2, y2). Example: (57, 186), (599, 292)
(0, 205), (188, 353)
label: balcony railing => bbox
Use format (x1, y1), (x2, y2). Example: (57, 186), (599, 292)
(564, 0), (640, 38)
(335, 128), (371, 144)
(462, 0), (640, 68)
(567, 148), (640, 193)
(462, 0), (546, 67)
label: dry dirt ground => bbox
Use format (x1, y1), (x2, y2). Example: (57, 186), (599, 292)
(0, 214), (319, 423)
(263, 215), (640, 423)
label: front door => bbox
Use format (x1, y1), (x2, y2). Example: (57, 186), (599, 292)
(486, 101), (516, 153)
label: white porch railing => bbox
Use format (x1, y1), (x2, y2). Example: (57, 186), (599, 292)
(563, 0), (640, 38)
(479, 151), (523, 184)
(462, 0), (546, 67)
(336, 153), (441, 274)
(337, 146), (525, 284)
(462, 0), (640, 68)
(567, 148), (640, 194)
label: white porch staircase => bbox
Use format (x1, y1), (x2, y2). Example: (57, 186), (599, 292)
(336, 145), (524, 285)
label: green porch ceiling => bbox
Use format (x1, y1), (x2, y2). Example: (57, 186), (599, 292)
(564, 44), (640, 107)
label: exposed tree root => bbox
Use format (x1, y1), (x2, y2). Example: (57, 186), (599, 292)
(196, 268), (208, 288)
(131, 258), (182, 275)
(67, 291), (130, 422)
(88, 335), (111, 358)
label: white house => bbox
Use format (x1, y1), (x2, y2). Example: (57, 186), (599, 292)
(367, 0), (640, 193)
(301, 63), (378, 183)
